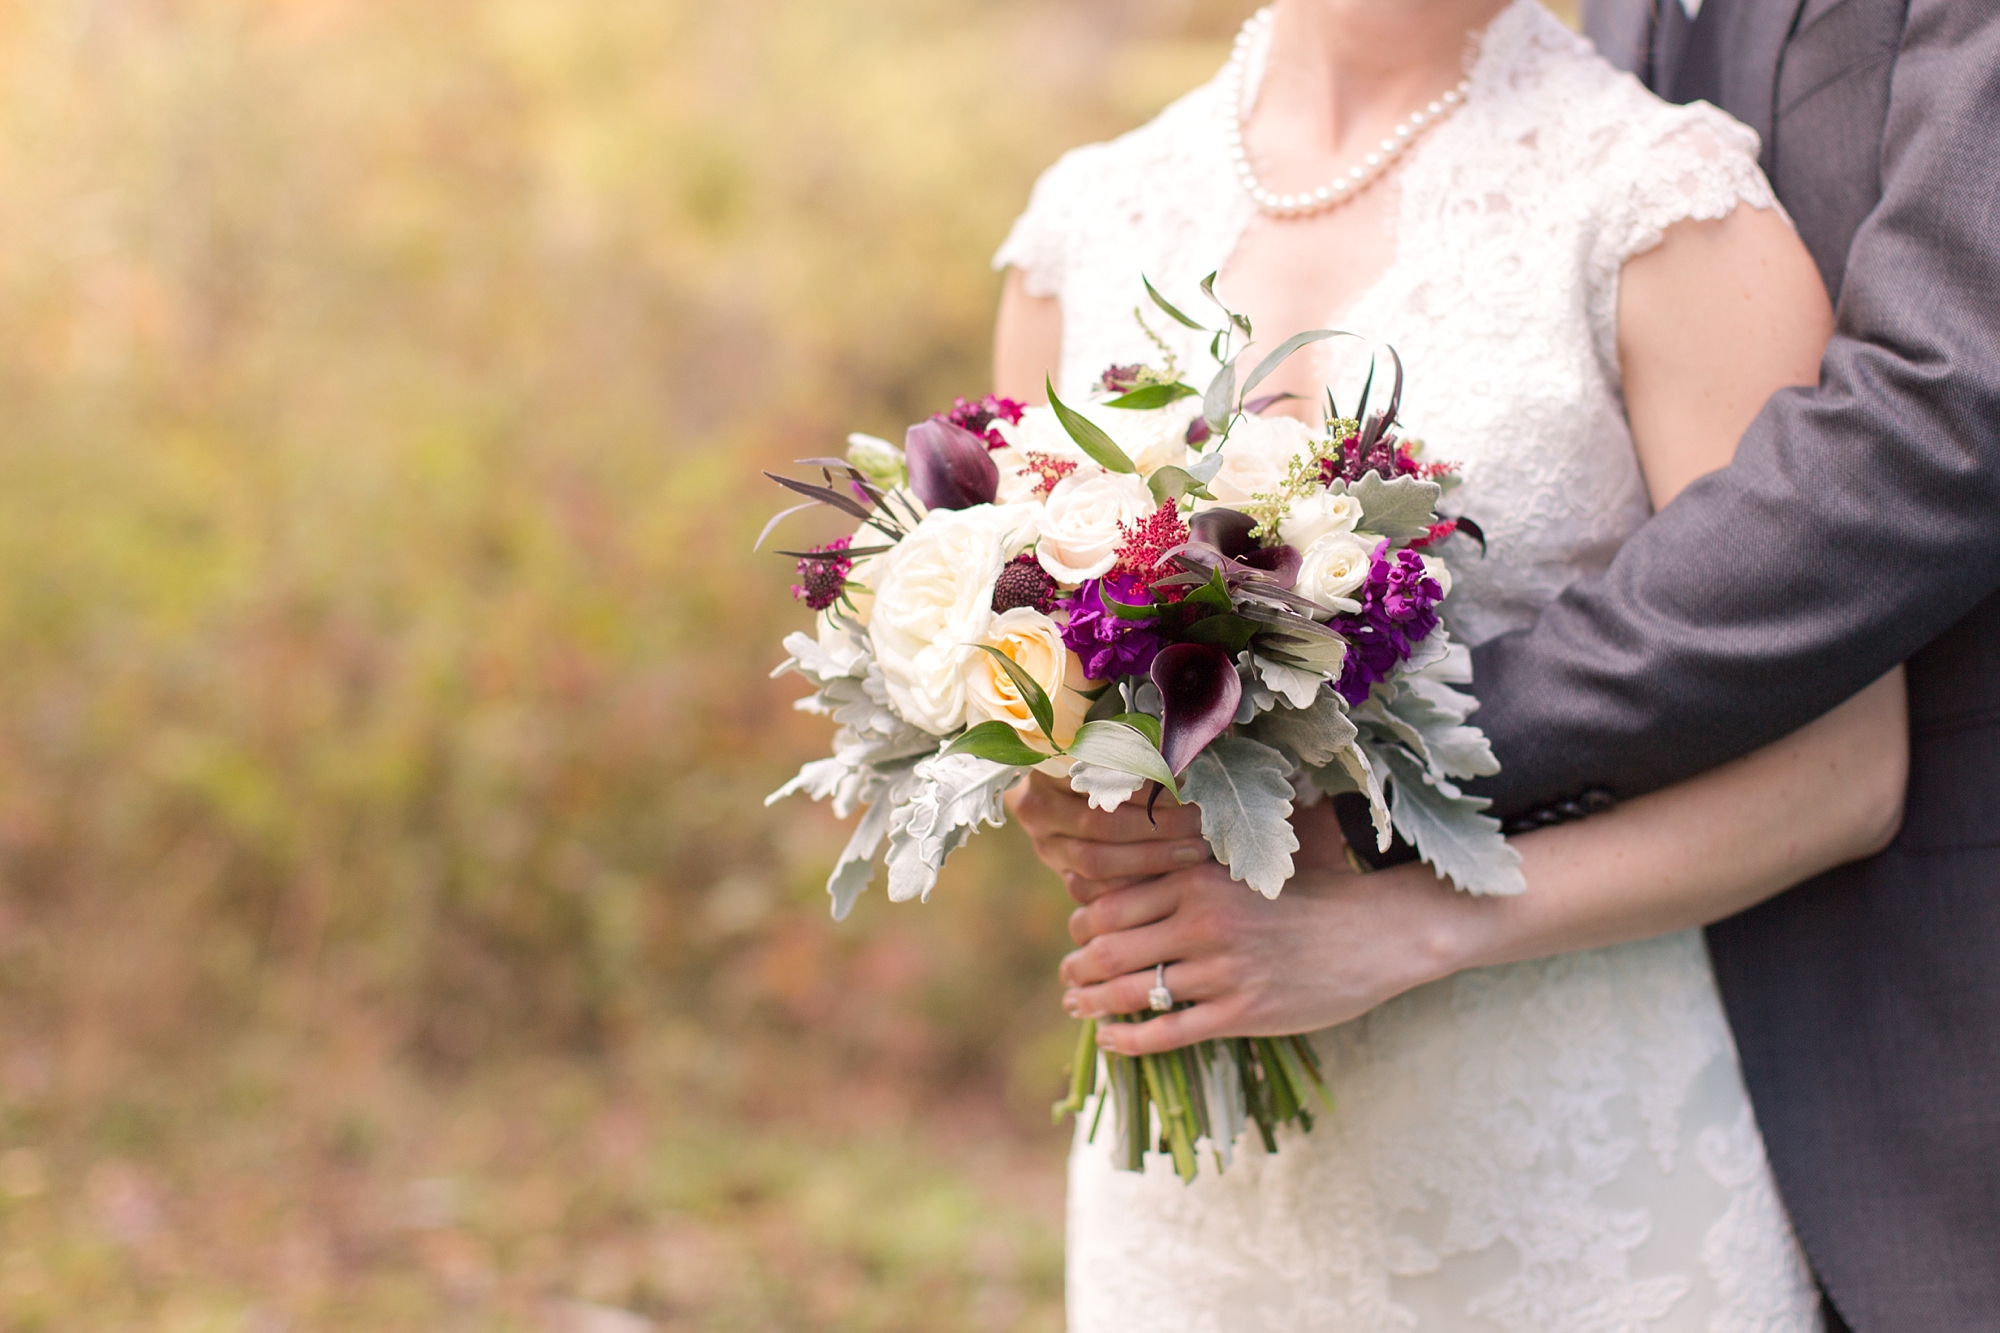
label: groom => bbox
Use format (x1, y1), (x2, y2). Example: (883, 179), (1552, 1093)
(1470, 0), (2000, 1327)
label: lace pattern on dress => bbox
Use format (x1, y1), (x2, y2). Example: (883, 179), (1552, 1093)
(999, 3), (1816, 1329)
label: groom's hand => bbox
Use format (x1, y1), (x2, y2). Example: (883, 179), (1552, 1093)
(1007, 769), (1209, 906)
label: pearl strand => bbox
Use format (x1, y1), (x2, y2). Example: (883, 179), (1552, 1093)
(1222, 8), (1472, 219)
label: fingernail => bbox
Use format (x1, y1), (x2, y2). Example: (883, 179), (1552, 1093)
(1063, 991), (1083, 1018)
(1173, 842), (1207, 864)
(1095, 1029), (1118, 1051)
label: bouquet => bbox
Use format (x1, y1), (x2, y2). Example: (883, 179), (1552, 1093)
(766, 276), (1522, 1180)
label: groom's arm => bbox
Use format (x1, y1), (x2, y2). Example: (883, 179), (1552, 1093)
(1469, 0), (2000, 820)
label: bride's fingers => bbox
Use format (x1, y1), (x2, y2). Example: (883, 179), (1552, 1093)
(1059, 916), (1188, 989)
(1063, 954), (1229, 1020)
(1014, 771), (1203, 844)
(1068, 877), (1182, 946)
(1037, 832), (1209, 886)
(1095, 1000), (1241, 1057)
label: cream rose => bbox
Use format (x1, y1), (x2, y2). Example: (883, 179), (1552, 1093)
(1296, 531), (1376, 612)
(1277, 490), (1364, 550)
(965, 608), (1094, 750)
(866, 504), (1039, 735)
(1203, 414), (1318, 506)
(1035, 469), (1156, 583)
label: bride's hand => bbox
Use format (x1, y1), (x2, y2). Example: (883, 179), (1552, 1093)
(1007, 769), (1209, 906)
(1059, 859), (1468, 1056)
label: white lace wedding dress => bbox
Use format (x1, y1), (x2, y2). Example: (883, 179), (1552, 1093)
(994, 4), (1824, 1330)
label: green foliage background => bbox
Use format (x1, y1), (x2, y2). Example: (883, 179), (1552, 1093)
(0, 1), (1573, 1325)
(0, 0), (1263, 1326)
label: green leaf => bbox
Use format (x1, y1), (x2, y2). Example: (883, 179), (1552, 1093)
(1143, 276), (1208, 331)
(1103, 382), (1199, 410)
(1200, 272), (1252, 339)
(1046, 379), (1136, 474)
(1181, 567), (1234, 614)
(1111, 712), (1163, 750)
(1350, 471), (1444, 541)
(1067, 720), (1180, 801)
(1100, 588), (1161, 621)
(1202, 358), (1238, 434)
(944, 720), (1050, 768)
(1147, 465), (1216, 506)
(1180, 614), (1259, 653)
(1180, 737), (1298, 897)
(1240, 329), (1349, 403)
(972, 644), (1057, 742)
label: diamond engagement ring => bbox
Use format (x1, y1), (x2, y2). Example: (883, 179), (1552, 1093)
(1148, 962), (1174, 1013)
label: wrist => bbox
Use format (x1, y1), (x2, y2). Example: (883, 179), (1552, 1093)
(1384, 865), (1504, 992)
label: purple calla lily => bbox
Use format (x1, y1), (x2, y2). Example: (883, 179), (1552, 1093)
(1184, 508), (1300, 588)
(1151, 642), (1242, 776)
(904, 418), (999, 511)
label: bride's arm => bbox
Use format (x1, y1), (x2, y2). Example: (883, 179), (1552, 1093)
(1065, 665), (1906, 1054)
(993, 267), (1062, 403)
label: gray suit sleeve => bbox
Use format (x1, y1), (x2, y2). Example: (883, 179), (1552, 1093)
(1468, 0), (2000, 819)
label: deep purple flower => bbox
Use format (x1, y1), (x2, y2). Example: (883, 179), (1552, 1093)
(1061, 574), (1164, 680)
(905, 417), (999, 511)
(1330, 543), (1445, 705)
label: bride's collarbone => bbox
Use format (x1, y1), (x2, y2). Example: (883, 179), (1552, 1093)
(1220, 194), (1400, 407)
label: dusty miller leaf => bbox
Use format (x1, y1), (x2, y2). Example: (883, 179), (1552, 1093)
(1377, 747), (1525, 897)
(1385, 689), (1498, 783)
(1067, 762), (1148, 813)
(884, 754), (1022, 903)
(1180, 736), (1298, 898)
(1348, 471), (1443, 541)
(1250, 655), (1324, 711)
(1249, 693), (1359, 769)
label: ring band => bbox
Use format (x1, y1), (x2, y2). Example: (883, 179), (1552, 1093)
(1148, 962), (1174, 1012)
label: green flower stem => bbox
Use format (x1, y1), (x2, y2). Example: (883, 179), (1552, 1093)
(1052, 1018), (1099, 1125)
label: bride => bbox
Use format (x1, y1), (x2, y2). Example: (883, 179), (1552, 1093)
(992, 0), (1906, 1329)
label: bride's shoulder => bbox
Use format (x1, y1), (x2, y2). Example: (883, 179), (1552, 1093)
(1499, 6), (1763, 190)
(993, 76), (1224, 294)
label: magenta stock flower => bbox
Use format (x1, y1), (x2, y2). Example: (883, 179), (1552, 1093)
(1061, 574), (1164, 680)
(1330, 543), (1445, 705)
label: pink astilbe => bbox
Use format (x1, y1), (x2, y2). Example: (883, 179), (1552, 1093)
(1112, 503), (1192, 602)
(1021, 452), (1079, 499)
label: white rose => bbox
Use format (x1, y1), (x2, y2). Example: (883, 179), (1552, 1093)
(965, 608), (1094, 750)
(1295, 532), (1376, 612)
(1277, 490), (1364, 550)
(1035, 469), (1156, 584)
(867, 504), (1040, 735)
(1421, 554), (1454, 598)
(1203, 415), (1318, 506)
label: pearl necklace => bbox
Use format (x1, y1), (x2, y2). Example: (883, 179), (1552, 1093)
(1222, 8), (1471, 219)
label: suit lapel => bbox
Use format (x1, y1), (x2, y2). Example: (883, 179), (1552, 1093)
(1651, 0), (1810, 176)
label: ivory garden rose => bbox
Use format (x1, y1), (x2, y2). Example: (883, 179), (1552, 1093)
(1035, 469), (1157, 583)
(965, 607), (1095, 750)
(865, 502), (1038, 734)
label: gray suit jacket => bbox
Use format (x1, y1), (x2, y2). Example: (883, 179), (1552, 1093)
(1473, 0), (2000, 1326)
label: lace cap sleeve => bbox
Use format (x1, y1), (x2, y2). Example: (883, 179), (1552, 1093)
(1592, 101), (1782, 276)
(992, 145), (1098, 299)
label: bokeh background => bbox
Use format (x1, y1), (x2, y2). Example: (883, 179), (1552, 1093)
(0, 1), (1570, 1328)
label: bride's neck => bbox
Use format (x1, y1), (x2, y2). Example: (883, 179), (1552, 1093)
(1262, 0), (1511, 141)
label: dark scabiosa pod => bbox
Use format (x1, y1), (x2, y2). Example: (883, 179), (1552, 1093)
(904, 418), (999, 511)
(1151, 642), (1243, 776)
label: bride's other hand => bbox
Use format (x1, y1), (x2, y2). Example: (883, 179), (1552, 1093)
(1059, 859), (1458, 1054)
(1007, 770), (1209, 905)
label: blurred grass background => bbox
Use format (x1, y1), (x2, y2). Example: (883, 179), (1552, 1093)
(0, 0), (1573, 1327)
